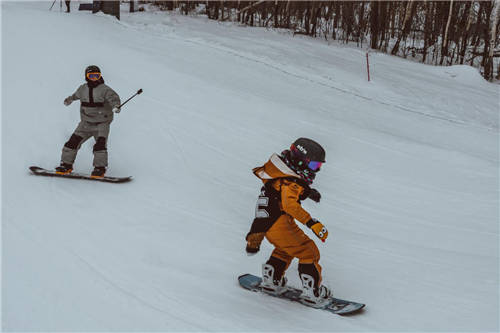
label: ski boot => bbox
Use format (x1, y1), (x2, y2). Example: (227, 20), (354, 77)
(260, 263), (287, 295)
(299, 273), (332, 308)
(55, 163), (73, 175)
(90, 166), (106, 179)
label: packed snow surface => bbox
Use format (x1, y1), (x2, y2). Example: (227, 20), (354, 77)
(2, 2), (499, 331)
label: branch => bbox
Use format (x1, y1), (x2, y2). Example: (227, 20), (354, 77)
(238, 0), (266, 14)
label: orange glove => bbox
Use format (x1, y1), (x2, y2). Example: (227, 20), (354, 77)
(306, 218), (328, 242)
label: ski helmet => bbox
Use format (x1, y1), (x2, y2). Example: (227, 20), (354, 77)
(281, 138), (326, 185)
(85, 65), (101, 82)
(290, 137), (325, 164)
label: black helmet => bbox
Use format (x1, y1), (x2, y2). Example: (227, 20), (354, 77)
(85, 65), (101, 74)
(85, 65), (101, 82)
(290, 137), (325, 163)
(281, 138), (326, 185)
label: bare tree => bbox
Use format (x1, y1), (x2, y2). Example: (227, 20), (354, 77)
(391, 0), (415, 55)
(147, 0), (499, 80)
(486, 0), (500, 80)
(440, 0), (454, 65)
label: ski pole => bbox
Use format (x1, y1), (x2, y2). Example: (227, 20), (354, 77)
(118, 89), (143, 109)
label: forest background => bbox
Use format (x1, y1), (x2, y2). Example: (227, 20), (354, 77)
(136, 0), (500, 81)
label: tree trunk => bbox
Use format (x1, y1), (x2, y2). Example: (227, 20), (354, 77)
(285, 0), (291, 28)
(310, 2), (321, 37)
(332, 1), (340, 40)
(440, 0), (454, 65)
(273, 0), (279, 28)
(214, 1), (219, 20)
(358, 2), (365, 47)
(391, 0), (414, 55)
(378, 1), (387, 50)
(390, 2), (397, 39)
(422, 1), (432, 63)
(370, 1), (379, 49)
(486, 0), (500, 80)
(459, 1), (474, 64)
(304, 1), (310, 35)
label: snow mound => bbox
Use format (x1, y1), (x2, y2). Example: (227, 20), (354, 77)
(440, 64), (490, 86)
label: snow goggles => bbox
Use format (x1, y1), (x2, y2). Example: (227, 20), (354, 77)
(293, 159), (322, 172)
(86, 72), (101, 81)
(307, 160), (323, 171)
(290, 146), (323, 171)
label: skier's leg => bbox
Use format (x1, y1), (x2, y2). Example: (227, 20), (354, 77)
(267, 250), (292, 281)
(298, 257), (332, 306)
(60, 122), (91, 167)
(60, 134), (83, 165)
(298, 262), (328, 294)
(296, 244), (322, 290)
(92, 122), (110, 169)
(261, 253), (291, 294)
(294, 241), (332, 304)
(265, 215), (320, 264)
(93, 136), (107, 167)
(266, 215), (330, 304)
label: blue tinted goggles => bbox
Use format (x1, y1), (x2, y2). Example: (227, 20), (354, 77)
(307, 160), (323, 171)
(290, 146), (323, 171)
(86, 72), (101, 81)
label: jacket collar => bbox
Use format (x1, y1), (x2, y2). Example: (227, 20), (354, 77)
(253, 153), (301, 180)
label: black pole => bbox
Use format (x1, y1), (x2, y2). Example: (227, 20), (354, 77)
(49, 0), (57, 10)
(118, 89), (143, 109)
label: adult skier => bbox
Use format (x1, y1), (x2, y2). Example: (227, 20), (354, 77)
(245, 138), (331, 307)
(56, 65), (121, 178)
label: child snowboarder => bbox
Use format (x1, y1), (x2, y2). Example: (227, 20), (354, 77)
(245, 137), (331, 307)
(56, 65), (121, 178)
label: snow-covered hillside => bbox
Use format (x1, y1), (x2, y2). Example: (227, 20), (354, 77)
(2, 2), (499, 331)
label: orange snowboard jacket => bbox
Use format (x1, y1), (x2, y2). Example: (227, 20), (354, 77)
(253, 153), (312, 224)
(246, 153), (313, 251)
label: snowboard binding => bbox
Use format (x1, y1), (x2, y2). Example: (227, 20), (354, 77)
(260, 264), (288, 295)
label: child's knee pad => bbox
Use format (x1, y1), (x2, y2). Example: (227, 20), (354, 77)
(64, 134), (83, 150)
(93, 137), (107, 152)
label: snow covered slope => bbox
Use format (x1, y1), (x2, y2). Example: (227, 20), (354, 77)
(2, 2), (499, 331)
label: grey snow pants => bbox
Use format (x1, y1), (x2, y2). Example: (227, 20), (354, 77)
(60, 120), (111, 168)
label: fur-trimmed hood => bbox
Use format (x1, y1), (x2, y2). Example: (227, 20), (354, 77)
(252, 153), (301, 181)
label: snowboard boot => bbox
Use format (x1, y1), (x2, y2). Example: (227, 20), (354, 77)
(90, 166), (106, 179)
(261, 263), (287, 295)
(299, 273), (332, 308)
(55, 163), (73, 175)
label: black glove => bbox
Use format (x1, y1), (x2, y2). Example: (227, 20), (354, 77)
(308, 188), (321, 203)
(245, 232), (264, 256)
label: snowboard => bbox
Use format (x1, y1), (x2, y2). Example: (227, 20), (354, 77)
(238, 274), (365, 315)
(29, 166), (132, 184)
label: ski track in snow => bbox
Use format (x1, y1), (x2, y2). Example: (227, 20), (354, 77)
(2, 2), (499, 332)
